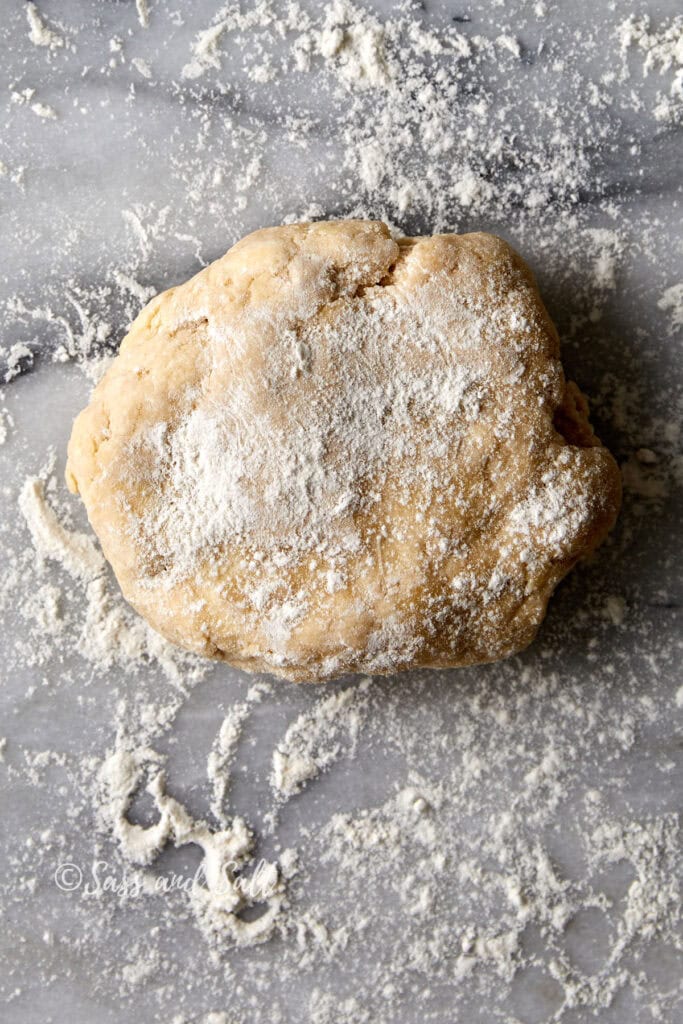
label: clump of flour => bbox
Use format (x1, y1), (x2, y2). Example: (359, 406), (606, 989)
(97, 740), (284, 946)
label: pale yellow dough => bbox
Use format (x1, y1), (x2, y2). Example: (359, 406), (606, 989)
(66, 221), (621, 682)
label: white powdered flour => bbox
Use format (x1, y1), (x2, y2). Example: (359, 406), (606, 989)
(0, 1), (681, 1021)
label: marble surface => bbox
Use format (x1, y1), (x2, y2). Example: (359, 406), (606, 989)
(0, 2), (682, 1023)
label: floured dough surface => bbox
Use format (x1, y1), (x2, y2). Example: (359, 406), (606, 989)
(66, 220), (621, 682)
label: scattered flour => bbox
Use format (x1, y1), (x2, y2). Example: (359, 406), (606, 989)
(19, 476), (105, 580)
(0, 1), (681, 1021)
(272, 681), (370, 797)
(0, 407), (13, 445)
(97, 741), (284, 946)
(26, 3), (64, 50)
(135, 0), (150, 30)
(658, 282), (683, 334)
(618, 14), (683, 122)
(1, 343), (33, 382)
(31, 101), (58, 120)
(208, 681), (271, 824)
(14, 473), (203, 681)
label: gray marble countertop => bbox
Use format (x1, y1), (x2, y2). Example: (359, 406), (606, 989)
(0, 3), (681, 1023)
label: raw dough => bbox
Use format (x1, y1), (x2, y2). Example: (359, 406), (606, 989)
(66, 221), (621, 682)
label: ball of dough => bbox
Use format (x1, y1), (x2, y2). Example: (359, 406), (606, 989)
(66, 221), (621, 682)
